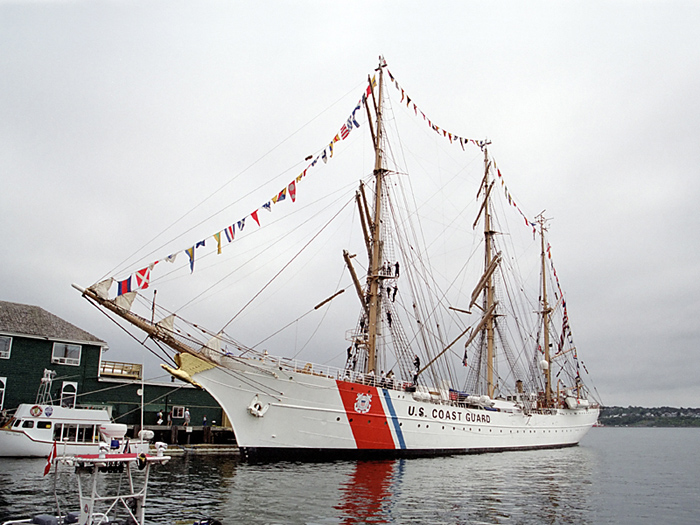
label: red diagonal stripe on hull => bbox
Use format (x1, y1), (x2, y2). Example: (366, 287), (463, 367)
(336, 380), (395, 449)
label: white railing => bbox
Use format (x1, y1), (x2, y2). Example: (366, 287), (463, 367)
(100, 360), (143, 379)
(248, 354), (407, 391)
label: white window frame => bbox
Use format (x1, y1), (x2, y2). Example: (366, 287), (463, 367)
(0, 377), (6, 410)
(51, 343), (82, 366)
(0, 336), (11, 359)
(61, 381), (78, 408)
(172, 406), (184, 419)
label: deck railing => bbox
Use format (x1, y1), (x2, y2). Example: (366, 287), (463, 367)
(100, 360), (143, 379)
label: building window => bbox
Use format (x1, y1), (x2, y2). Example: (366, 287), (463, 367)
(61, 382), (78, 408)
(172, 406), (185, 419)
(0, 336), (11, 359)
(0, 377), (5, 409)
(52, 343), (82, 366)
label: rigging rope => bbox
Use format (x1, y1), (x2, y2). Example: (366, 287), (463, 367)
(102, 82), (366, 281)
(219, 197), (355, 332)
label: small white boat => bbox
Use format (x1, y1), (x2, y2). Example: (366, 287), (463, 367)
(0, 403), (122, 457)
(2, 444), (172, 525)
(0, 370), (149, 457)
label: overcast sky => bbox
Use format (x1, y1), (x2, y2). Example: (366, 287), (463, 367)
(1, 1), (699, 408)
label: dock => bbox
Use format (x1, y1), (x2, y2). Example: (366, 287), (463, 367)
(149, 443), (240, 456)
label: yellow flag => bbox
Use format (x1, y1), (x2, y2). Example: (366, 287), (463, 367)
(213, 232), (222, 254)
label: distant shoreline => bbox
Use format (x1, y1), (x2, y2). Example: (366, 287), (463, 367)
(598, 406), (700, 427)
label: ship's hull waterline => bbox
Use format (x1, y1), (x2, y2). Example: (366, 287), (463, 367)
(181, 354), (599, 461)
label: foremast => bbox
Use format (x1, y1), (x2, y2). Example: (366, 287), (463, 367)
(363, 63), (384, 375)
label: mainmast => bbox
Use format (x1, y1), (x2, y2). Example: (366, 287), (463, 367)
(366, 58), (386, 374)
(482, 147), (496, 398)
(468, 144), (497, 398)
(536, 213), (553, 406)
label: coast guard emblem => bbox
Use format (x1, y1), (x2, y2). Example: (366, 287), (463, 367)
(354, 393), (372, 414)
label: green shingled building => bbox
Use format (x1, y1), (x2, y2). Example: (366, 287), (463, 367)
(0, 300), (227, 443)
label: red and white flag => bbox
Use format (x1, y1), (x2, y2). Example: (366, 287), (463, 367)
(44, 440), (57, 476)
(135, 265), (152, 290)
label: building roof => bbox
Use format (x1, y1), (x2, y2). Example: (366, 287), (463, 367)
(0, 300), (105, 345)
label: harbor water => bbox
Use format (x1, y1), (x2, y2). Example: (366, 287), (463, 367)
(1, 427), (698, 524)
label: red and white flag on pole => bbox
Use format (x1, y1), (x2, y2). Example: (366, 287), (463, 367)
(44, 440), (57, 476)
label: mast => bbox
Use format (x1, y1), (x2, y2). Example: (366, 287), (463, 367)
(482, 147), (496, 398)
(366, 58), (386, 374)
(537, 213), (553, 406)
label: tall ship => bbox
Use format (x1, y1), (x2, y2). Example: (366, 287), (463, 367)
(74, 58), (599, 460)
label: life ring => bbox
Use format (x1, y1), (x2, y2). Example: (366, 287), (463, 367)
(137, 453), (147, 470)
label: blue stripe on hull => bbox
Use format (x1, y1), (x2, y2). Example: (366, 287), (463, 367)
(382, 388), (406, 449)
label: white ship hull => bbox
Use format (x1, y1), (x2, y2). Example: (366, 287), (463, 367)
(76, 61), (602, 464)
(186, 355), (599, 461)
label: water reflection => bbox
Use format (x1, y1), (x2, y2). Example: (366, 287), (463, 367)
(335, 460), (400, 524)
(0, 445), (604, 525)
